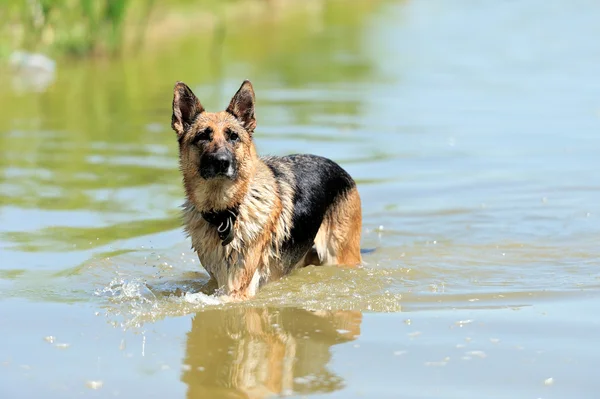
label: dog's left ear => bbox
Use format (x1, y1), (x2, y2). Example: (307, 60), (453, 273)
(226, 80), (256, 133)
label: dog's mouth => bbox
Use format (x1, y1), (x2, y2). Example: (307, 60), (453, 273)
(199, 165), (237, 180)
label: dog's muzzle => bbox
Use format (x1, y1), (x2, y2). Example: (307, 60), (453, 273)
(200, 150), (236, 180)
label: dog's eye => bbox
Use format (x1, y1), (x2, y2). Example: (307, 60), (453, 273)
(193, 128), (212, 144)
(228, 131), (239, 142)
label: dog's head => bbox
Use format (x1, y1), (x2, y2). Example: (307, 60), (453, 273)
(171, 80), (258, 208)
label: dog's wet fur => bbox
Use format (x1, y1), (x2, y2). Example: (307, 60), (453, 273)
(171, 80), (362, 300)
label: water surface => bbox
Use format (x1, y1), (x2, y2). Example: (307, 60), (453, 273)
(1, 0), (600, 398)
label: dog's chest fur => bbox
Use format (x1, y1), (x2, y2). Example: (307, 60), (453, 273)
(182, 158), (296, 285)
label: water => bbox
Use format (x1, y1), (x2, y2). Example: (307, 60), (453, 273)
(1, 0), (600, 397)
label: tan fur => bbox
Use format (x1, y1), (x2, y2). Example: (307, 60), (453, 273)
(173, 80), (362, 300)
(313, 186), (363, 266)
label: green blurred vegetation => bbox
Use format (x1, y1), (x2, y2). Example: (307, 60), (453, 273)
(0, 0), (263, 58)
(2, 0), (142, 56)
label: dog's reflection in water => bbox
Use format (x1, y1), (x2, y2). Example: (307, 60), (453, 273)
(182, 307), (362, 399)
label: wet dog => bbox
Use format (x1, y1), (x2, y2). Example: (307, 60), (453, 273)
(171, 80), (362, 300)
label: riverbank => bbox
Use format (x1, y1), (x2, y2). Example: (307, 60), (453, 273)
(0, 0), (370, 60)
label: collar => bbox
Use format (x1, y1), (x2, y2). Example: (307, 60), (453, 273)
(201, 207), (238, 246)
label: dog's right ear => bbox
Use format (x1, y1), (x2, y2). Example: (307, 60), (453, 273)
(171, 82), (205, 137)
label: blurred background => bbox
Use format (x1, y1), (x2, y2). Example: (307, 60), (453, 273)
(1, 1), (600, 398)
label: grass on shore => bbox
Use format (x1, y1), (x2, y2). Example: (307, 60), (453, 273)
(0, 0), (249, 58)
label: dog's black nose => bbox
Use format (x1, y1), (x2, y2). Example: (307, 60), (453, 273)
(212, 152), (231, 173)
(200, 150), (236, 179)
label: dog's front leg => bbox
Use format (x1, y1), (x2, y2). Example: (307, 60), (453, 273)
(223, 245), (265, 301)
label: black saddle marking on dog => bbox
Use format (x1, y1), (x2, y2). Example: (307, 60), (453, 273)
(264, 154), (356, 268)
(202, 208), (238, 246)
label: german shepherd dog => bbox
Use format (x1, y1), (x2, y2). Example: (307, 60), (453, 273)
(171, 80), (362, 300)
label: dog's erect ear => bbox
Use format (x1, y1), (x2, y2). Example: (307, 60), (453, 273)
(226, 80), (256, 133)
(172, 82), (205, 136)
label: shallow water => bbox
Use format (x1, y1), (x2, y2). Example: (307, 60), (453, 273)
(1, 0), (600, 397)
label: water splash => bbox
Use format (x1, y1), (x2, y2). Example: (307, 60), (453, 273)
(94, 276), (226, 329)
(95, 277), (157, 305)
(178, 291), (222, 306)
